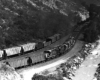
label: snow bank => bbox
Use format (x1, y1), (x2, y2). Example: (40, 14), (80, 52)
(0, 63), (23, 80)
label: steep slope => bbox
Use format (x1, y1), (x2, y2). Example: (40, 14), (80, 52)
(0, 0), (89, 49)
(0, 63), (23, 80)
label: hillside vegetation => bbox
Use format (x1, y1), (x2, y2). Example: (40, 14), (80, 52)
(0, 0), (88, 49)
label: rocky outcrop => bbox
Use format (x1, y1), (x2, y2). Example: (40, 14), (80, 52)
(0, 63), (23, 80)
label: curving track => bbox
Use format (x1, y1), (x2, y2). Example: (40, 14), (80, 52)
(0, 34), (70, 65)
(17, 40), (84, 80)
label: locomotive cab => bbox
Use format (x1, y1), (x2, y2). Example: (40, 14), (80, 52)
(44, 48), (58, 60)
(63, 44), (69, 51)
(44, 50), (51, 60)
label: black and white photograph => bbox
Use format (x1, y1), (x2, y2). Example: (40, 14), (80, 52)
(0, 0), (100, 80)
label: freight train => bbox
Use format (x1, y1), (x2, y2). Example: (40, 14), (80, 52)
(1, 29), (82, 69)
(44, 36), (76, 60)
(0, 34), (61, 60)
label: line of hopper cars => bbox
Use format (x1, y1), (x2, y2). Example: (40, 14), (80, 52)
(0, 34), (61, 60)
(2, 31), (80, 69)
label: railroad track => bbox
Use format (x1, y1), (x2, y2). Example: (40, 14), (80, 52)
(0, 34), (70, 68)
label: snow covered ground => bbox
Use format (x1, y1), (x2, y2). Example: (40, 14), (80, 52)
(17, 40), (84, 80)
(70, 40), (100, 80)
(71, 54), (98, 80)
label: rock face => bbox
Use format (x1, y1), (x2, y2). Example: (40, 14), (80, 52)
(0, 0), (89, 49)
(0, 63), (23, 80)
